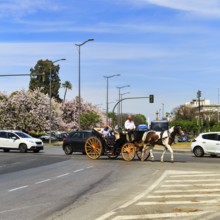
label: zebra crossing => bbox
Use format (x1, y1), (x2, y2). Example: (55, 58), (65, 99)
(96, 170), (220, 220)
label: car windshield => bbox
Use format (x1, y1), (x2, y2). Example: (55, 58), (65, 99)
(15, 132), (32, 138)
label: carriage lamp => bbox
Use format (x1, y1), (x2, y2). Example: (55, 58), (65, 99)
(149, 94), (154, 103)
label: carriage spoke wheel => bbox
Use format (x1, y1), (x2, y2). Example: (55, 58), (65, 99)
(85, 136), (102, 160)
(136, 146), (150, 161)
(121, 143), (136, 161)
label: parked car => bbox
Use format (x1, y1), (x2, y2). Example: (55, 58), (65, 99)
(137, 124), (148, 131)
(0, 130), (44, 153)
(191, 132), (220, 157)
(40, 132), (68, 142)
(40, 134), (58, 142)
(150, 120), (169, 132)
(178, 135), (190, 142)
(62, 130), (92, 155)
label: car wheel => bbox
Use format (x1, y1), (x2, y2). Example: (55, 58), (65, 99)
(193, 146), (204, 157)
(19, 144), (28, 153)
(63, 145), (73, 155)
(3, 149), (10, 152)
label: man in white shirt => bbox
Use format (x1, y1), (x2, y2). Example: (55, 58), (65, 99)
(124, 115), (136, 141)
(100, 125), (111, 137)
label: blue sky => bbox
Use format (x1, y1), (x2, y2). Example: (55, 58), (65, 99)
(1, 0), (220, 120)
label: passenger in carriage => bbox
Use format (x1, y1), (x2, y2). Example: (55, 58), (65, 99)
(100, 125), (112, 137)
(124, 115), (136, 142)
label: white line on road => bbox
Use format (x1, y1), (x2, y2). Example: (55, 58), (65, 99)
(155, 188), (220, 193)
(35, 179), (51, 184)
(137, 199), (220, 205)
(147, 193), (220, 198)
(57, 173), (70, 178)
(111, 211), (210, 220)
(162, 183), (220, 187)
(165, 179), (220, 183)
(86, 166), (93, 169)
(8, 185), (28, 192)
(74, 169), (84, 173)
(170, 173), (220, 178)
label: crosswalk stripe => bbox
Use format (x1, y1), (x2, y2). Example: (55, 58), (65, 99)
(170, 174), (220, 178)
(111, 211), (210, 220)
(147, 194), (220, 198)
(165, 179), (220, 183)
(137, 199), (219, 205)
(155, 188), (220, 193)
(162, 183), (220, 187)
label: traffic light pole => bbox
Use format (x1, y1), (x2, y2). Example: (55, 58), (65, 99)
(111, 95), (154, 128)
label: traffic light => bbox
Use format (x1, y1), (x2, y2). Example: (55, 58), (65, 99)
(149, 94), (154, 103)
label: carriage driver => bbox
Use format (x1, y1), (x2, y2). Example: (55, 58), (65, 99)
(124, 115), (136, 142)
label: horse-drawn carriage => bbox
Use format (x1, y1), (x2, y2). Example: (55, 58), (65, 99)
(84, 125), (184, 162)
(84, 128), (150, 161)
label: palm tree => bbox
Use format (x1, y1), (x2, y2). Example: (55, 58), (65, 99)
(62, 81), (72, 102)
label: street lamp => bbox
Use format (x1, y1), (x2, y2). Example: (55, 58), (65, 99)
(49, 58), (66, 144)
(161, 103), (164, 119)
(75, 38), (94, 130)
(116, 85), (130, 128)
(197, 90), (201, 133)
(120, 92), (130, 126)
(104, 74), (120, 124)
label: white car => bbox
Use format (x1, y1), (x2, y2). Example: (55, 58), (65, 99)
(191, 132), (220, 157)
(0, 130), (44, 153)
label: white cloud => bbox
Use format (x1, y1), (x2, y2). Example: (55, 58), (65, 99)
(0, 0), (60, 19)
(137, 0), (220, 17)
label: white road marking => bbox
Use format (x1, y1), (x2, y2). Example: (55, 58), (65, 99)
(74, 168), (84, 173)
(162, 183), (220, 187)
(8, 185), (28, 192)
(35, 179), (51, 184)
(86, 166), (93, 169)
(147, 193), (220, 198)
(165, 179), (220, 183)
(155, 188), (220, 193)
(95, 211), (116, 220)
(171, 173), (220, 178)
(137, 199), (220, 205)
(57, 173), (70, 178)
(111, 211), (210, 220)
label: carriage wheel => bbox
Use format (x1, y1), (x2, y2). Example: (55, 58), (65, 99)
(136, 146), (150, 161)
(121, 143), (136, 161)
(85, 136), (102, 160)
(107, 150), (120, 159)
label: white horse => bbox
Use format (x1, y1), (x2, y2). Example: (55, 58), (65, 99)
(141, 125), (184, 162)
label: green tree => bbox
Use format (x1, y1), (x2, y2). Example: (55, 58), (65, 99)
(29, 59), (61, 101)
(172, 105), (196, 121)
(80, 111), (101, 130)
(62, 81), (72, 102)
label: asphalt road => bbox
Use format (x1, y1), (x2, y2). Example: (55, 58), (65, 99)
(0, 147), (220, 220)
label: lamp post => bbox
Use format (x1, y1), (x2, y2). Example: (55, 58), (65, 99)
(116, 85), (130, 128)
(197, 90), (201, 133)
(75, 38), (94, 130)
(120, 92), (130, 126)
(49, 58), (66, 144)
(161, 103), (164, 119)
(104, 74), (120, 125)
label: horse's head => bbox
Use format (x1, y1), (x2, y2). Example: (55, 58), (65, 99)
(173, 125), (184, 136)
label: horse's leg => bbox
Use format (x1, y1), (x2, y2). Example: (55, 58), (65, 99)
(149, 145), (155, 161)
(141, 144), (147, 161)
(160, 147), (167, 162)
(162, 144), (174, 163)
